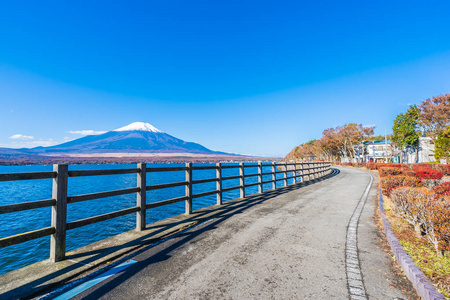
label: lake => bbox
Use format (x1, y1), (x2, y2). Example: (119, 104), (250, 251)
(0, 163), (289, 275)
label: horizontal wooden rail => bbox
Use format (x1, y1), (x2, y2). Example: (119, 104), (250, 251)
(0, 199), (56, 214)
(66, 206), (140, 230)
(0, 161), (331, 265)
(0, 171), (56, 182)
(146, 181), (188, 191)
(244, 182), (260, 188)
(192, 190), (219, 199)
(262, 179), (275, 184)
(67, 187), (140, 204)
(192, 178), (219, 185)
(243, 173), (259, 178)
(191, 166), (218, 170)
(222, 175), (242, 180)
(220, 165), (240, 169)
(261, 172), (275, 176)
(222, 185), (241, 192)
(0, 227), (55, 248)
(69, 168), (139, 177)
(147, 167), (188, 172)
(146, 196), (188, 209)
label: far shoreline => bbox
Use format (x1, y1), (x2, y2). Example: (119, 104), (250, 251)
(0, 153), (280, 166)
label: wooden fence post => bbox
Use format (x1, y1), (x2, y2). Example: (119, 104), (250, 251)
(303, 163), (306, 181)
(216, 163), (222, 205)
(284, 162), (287, 186)
(185, 162), (192, 215)
(293, 162), (297, 184)
(306, 163), (310, 181)
(239, 162), (245, 198)
(299, 163), (303, 182)
(258, 162), (262, 193)
(272, 162), (276, 190)
(136, 163), (146, 231)
(50, 164), (68, 262)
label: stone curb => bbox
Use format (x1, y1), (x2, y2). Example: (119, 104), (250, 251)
(378, 187), (445, 300)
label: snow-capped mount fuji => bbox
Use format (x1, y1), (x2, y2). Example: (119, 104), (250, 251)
(113, 122), (162, 133)
(35, 122), (223, 155)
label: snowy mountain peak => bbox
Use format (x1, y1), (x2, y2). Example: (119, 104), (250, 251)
(113, 122), (162, 133)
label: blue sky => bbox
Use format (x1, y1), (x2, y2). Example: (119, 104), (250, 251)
(0, 1), (449, 157)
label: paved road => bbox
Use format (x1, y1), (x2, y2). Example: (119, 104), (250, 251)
(57, 167), (414, 299)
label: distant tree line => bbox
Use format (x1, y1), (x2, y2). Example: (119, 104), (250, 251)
(285, 123), (374, 161)
(392, 93), (450, 161)
(286, 93), (450, 162)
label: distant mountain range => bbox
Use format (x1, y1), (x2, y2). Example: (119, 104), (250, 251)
(0, 122), (232, 160)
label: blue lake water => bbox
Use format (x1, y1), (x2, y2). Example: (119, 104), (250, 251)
(0, 163), (291, 275)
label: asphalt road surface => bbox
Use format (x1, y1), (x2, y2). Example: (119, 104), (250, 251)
(55, 167), (415, 299)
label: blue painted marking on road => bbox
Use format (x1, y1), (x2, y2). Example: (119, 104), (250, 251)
(53, 259), (137, 300)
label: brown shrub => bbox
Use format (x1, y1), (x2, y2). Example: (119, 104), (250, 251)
(423, 197), (450, 254)
(433, 182), (450, 197)
(381, 176), (423, 196)
(390, 187), (435, 234)
(402, 170), (416, 177)
(435, 164), (450, 176)
(379, 167), (402, 177)
(390, 187), (450, 255)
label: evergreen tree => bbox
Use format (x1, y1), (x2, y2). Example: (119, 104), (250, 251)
(392, 105), (420, 163)
(435, 126), (450, 161)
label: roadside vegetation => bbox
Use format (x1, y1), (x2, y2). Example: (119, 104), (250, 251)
(286, 93), (449, 295)
(336, 162), (450, 296)
(286, 93), (449, 163)
(285, 93), (450, 294)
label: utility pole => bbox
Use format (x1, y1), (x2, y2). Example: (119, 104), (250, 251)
(372, 140), (375, 163)
(385, 127), (388, 163)
(344, 140), (347, 162)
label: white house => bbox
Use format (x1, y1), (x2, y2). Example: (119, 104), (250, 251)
(362, 140), (393, 163)
(355, 137), (435, 163)
(403, 137), (435, 163)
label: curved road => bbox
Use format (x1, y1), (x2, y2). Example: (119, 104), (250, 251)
(57, 167), (415, 299)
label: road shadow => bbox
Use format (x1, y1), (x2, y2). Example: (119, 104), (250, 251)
(41, 169), (340, 299)
(18, 169), (341, 299)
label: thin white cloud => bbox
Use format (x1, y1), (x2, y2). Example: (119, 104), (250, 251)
(9, 134), (34, 140)
(0, 139), (58, 148)
(68, 130), (107, 136)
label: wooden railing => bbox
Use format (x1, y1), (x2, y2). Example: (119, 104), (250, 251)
(0, 161), (331, 263)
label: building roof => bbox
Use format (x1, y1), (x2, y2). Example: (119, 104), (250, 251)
(363, 140), (391, 145)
